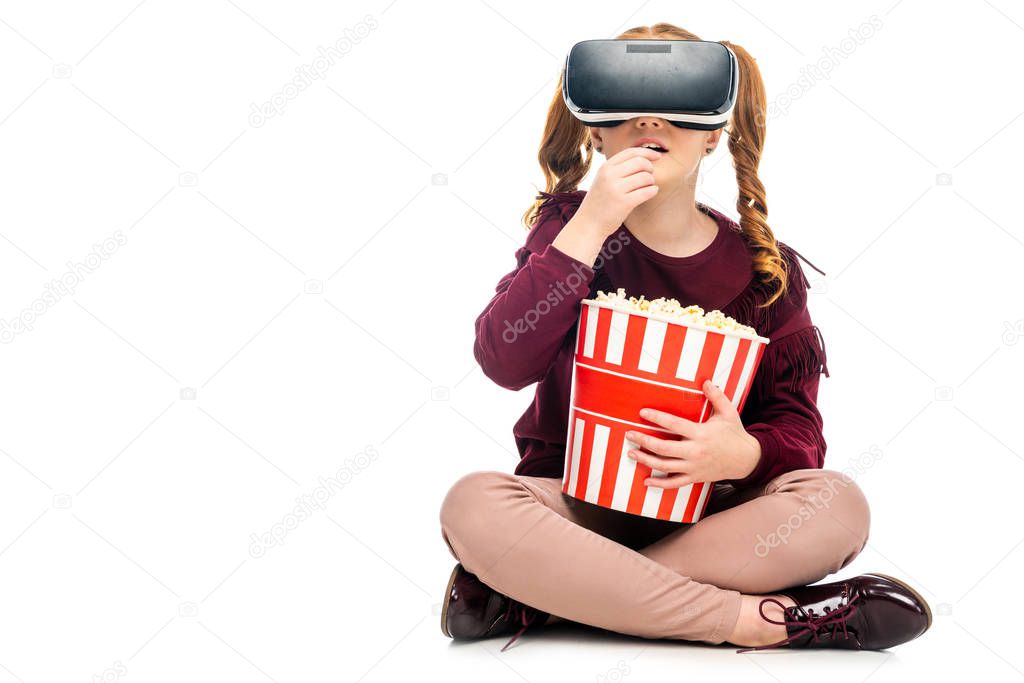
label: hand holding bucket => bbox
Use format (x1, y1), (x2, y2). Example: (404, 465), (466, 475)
(623, 380), (763, 490)
(562, 296), (769, 523)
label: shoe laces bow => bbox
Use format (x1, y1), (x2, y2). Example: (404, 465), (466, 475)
(736, 584), (860, 653)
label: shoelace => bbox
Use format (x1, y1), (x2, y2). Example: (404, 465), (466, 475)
(499, 600), (542, 652)
(735, 587), (860, 653)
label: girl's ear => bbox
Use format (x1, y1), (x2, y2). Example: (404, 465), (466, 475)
(706, 128), (723, 150)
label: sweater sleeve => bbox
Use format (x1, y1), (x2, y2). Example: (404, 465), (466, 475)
(473, 198), (597, 391)
(720, 245), (831, 488)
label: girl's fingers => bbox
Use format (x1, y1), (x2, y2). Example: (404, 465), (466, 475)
(625, 184), (659, 202)
(608, 145), (665, 166)
(618, 171), (657, 194)
(630, 448), (686, 472)
(626, 431), (679, 457)
(639, 408), (698, 439)
(644, 473), (695, 489)
(612, 155), (658, 176)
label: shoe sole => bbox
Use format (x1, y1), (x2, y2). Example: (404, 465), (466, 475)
(864, 572), (933, 631)
(440, 564), (460, 638)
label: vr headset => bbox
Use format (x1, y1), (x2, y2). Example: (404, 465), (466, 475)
(562, 39), (739, 131)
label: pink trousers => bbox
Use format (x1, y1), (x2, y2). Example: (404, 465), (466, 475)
(439, 468), (870, 644)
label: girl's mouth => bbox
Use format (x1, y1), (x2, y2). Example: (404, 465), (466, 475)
(637, 139), (670, 153)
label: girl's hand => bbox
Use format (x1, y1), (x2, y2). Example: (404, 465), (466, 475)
(574, 146), (665, 238)
(624, 380), (762, 489)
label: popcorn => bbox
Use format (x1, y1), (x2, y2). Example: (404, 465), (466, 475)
(591, 287), (761, 339)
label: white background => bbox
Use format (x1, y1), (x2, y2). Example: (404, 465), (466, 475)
(0, 1), (1021, 681)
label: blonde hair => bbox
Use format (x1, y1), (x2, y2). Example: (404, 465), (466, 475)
(523, 22), (790, 308)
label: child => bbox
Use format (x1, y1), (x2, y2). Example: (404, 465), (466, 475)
(440, 22), (931, 654)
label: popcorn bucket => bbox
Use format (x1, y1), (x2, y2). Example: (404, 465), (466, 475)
(562, 299), (770, 523)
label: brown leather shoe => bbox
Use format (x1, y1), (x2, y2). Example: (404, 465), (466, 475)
(736, 573), (932, 653)
(441, 563), (550, 652)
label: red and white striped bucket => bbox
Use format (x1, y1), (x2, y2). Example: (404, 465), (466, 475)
(562, 299), (770, 523)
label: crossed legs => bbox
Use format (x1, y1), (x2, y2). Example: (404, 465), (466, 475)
(439, 468), (870, 645)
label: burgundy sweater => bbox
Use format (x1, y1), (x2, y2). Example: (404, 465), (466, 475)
(473, 190), (830, 489)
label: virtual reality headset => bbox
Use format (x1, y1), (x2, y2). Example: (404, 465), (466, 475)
(562, 39), (739, 131)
